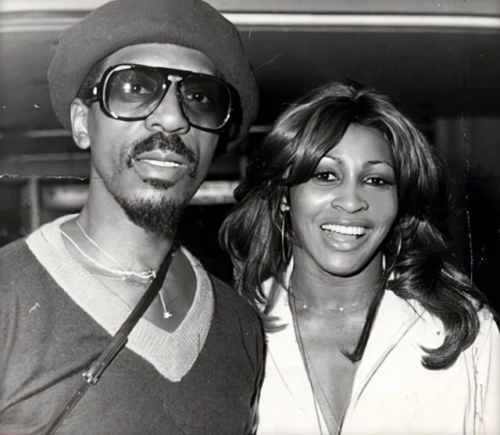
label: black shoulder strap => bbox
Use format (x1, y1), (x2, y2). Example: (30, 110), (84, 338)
(43, 245), (177, 435)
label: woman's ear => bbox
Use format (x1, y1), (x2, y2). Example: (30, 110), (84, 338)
(70, 98), (91, 150)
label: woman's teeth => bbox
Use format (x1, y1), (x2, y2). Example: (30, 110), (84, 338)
(321, 224), (366, 236)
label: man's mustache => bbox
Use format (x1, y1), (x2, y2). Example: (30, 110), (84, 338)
(127, 133), (198, 167)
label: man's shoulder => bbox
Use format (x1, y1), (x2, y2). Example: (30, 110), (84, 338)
(210, 273), (250, 307)
(0, 237), (35, 274)
(209, 273), (261, 324)
(0, 236), (55, 302)
(0, 237), (56, 321)
(180, 246), (258, 320)
(0, 236), (28, 254)
(207, 272), (265, 372)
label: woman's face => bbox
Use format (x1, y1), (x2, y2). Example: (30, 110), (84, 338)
(289, 123), (398, 277)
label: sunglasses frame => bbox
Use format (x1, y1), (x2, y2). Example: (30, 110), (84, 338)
(88, 63), (234, 133)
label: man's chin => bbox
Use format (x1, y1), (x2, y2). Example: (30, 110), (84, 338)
(115, 194), (188, 239)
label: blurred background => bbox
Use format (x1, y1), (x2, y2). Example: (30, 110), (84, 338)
(1, 0), (499, 311)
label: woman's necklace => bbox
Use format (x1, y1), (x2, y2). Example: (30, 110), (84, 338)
(60, 219), (172, 319)
(289, 289), (374, 316)
(288, 270), (385, 317)
(296, 300), (361, 314)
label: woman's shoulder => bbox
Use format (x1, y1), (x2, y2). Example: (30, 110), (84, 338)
(473, 305), (500, 349)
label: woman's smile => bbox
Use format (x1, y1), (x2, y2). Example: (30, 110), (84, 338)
(321, 224), (367, 237)
(320, 223), (369, 250)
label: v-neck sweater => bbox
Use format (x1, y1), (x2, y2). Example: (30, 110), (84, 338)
(27, 214), (214, 382)
(0, 216), (264, 434)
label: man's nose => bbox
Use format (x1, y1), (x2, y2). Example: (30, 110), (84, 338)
(144, 83), (190, 135)
(330, 182), (369, 214)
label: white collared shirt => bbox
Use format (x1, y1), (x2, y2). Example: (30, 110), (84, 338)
(257, 283), (500, 434)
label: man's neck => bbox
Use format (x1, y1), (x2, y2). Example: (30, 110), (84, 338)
(76, 197), (173, 274)
(59, 205), (197, 332)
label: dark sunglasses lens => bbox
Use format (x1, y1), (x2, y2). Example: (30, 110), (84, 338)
(105, 68), (164, 118)
(179, 76), (231, 130)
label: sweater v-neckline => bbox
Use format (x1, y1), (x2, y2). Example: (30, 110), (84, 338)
(26, 214), (214, 382)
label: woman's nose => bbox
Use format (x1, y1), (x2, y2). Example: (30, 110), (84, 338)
(330, 182), (369, 214)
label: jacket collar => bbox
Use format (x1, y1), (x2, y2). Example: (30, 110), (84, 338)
(264, 267), (426, 419)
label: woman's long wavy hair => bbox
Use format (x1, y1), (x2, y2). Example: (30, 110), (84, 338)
(220, 81), (485, 370)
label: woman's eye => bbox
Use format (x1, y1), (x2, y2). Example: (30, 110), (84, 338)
(313, 172), (338, 183)
(365, 177), (391, 186)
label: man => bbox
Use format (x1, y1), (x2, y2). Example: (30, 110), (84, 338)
(0, 0), (263, 433)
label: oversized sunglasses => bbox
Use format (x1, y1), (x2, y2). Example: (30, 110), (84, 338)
(89, 64), (233, 132)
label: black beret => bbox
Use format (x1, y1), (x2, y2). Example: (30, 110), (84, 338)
(48, 0), (258, 145)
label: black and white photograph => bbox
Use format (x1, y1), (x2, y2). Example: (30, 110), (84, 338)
(1, 1), (499, 434)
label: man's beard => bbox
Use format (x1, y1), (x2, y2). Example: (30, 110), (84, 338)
(115, 194), (188, 239)
(105, 133), (198, 238)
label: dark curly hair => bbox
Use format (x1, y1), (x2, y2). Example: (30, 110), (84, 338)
(220, 81), (486, 370)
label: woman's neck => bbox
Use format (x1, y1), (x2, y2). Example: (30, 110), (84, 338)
(289, 253), (383, 311)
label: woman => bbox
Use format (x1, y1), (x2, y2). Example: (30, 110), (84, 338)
(221, 82), (500, 434)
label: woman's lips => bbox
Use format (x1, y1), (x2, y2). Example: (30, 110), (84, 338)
(321, 224), (367, 236)
(320, 223), (369, 250)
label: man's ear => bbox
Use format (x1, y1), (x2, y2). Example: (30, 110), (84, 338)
(70, 98), (91, 150)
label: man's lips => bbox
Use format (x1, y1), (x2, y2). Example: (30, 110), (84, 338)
(135, 150), (189, 167)
(139, 160), (184, 168)
(132, 150), (190, 183)
(125, 133), (198, 180)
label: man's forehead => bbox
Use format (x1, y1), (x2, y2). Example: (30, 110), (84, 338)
(102, 43), (217, 76)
